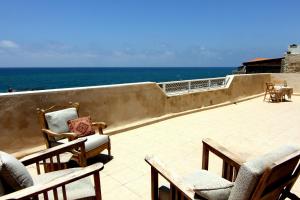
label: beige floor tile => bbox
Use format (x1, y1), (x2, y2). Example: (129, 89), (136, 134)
(124, 174), (151, 197)
(101, 175), (123, 193)
(102, 185), (140, 200)
(108, 96), (300, 197)
(109, 165), (145, 185)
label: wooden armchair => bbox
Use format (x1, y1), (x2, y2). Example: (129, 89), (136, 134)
(264, 82), (283, 102)
(145, 138), (300, 200)
(0, 138), (104, 200)
(37, 102), (111, 167)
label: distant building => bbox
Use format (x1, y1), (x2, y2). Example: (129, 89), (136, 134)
(235, 57), (283, 74)
(287, 44), (300, 55)
(235, 44), (300, 74)
(282, 44), (300, 73)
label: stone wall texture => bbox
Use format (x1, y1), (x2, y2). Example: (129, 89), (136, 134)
(283, 54), (300, 73)
(0, 74), (276, 154)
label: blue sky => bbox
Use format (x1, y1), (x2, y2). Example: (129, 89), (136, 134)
(0, 0), (299, 67)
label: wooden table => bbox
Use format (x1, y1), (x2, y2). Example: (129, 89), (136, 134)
(274, 86), (293, 101)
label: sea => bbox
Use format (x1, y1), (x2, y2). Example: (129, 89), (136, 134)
(0, 67), (235, 93)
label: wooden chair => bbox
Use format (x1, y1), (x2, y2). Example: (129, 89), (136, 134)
(37, 102), (111, 167)
(0, 138), (104, 200)
(145, 138), (300, 200)
(264, 82), (283, 102)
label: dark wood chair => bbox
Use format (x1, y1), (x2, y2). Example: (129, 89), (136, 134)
(145, 138), (300, 200)
(0, 138), (104, 200)
(37, 102), (111, 167)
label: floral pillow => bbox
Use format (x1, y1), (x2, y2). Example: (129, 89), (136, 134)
(67, 116), (95, 137)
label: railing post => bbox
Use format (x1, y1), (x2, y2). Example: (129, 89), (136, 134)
(162, 84), (166, 93)
(188, 81), (191, 92)
(208, 79), (211, 88)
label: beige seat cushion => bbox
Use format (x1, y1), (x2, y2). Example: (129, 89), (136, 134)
(59, 134), (109, 152)
(83, 134), (109, 152)
(157, 170), (233, 200)
(183, 170), (233, 200)
(229, 145), (299, 200)
(33, 168), (95, 200)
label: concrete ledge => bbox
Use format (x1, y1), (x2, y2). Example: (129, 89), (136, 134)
(0, 82), (157, 96)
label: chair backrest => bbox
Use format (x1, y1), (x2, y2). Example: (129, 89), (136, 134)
(229, 145), (299, 200)
(250, 151), (300, 200)
(266, 82), (275, 92)
(37, 102), (80, 147)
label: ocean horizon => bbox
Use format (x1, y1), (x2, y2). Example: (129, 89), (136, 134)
(0, 67), (235, 93)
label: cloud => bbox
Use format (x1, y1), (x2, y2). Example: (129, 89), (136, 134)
(0, 40), (19, 49)
(0, 40), (242, 67)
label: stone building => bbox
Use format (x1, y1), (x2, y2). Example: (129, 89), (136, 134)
(235, 57), (283, 74)
(235, 44), (300, 74)
(282, 44), (300, 73)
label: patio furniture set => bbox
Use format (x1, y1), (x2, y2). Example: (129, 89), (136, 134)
(264, 82), (293, 102)
(0, 102), (299, 199)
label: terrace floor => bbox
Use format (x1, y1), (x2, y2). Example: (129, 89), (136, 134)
(99, 96), (300, 199)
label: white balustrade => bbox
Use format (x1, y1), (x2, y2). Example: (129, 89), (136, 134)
(158, 77), (227, 95)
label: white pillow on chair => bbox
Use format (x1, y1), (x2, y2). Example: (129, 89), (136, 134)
(45, 107), (78, 133)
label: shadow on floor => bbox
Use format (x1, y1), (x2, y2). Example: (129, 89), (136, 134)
(87, 154), (114, 165)
(68, 154), (114, 168)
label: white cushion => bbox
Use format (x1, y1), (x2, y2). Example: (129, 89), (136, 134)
(45, 108), (78, 133)
(229, 145), (299, 200)
(0, 151), (34, 194)
(59, 134), (109, 152)
(183, 170), (233, 200)
(83, 134), (109, 152)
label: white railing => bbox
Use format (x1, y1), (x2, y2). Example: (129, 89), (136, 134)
(158, 77), (228, 95)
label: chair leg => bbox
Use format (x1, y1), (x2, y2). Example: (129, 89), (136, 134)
(151, 167), (159, 200)
(94, 172), (102, 200)
(108, 139), (111, 156)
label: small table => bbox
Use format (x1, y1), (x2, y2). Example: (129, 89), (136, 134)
(274, 86), (293, 101)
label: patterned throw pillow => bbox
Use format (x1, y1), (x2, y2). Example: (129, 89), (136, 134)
(67, 116), (95, 137)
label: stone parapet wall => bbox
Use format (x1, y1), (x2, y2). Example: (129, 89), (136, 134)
(0, 74), (271, 154)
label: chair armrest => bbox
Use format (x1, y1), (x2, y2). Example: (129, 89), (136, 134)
(1, 163), (104, 200)
(20, 138), (87, 166)
(202, 138), (245, 181)
(92, 122), (107, 134)
(202, 138), (244, 169)
(42, 129), (77, 140)
(145, 155), (195, 200)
